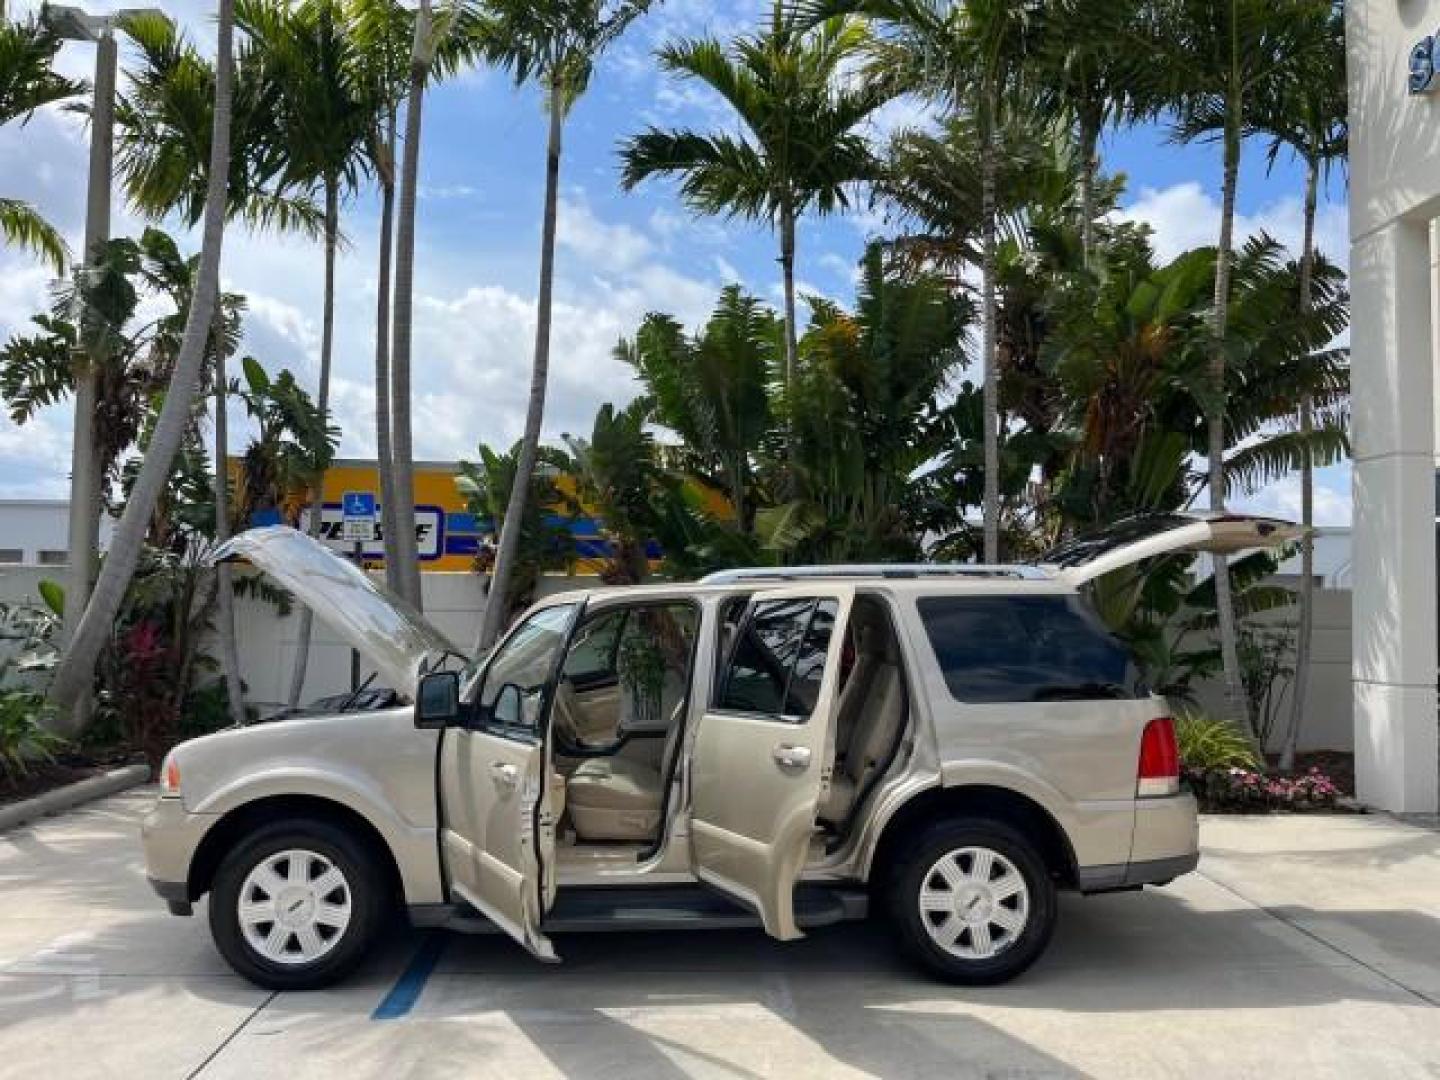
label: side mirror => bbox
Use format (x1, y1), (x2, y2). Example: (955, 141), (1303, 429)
(415, 670), (461, 730)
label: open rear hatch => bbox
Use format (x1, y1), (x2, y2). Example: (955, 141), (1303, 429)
(1036, 512), (1304, 585)
(211, 525), (460, 698)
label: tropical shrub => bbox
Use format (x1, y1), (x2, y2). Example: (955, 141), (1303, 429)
(0, 689), (64, 781)
(1175, 712), (1260, 772)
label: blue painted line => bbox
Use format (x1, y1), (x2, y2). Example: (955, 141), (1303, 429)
(371, 933), (446, 1020)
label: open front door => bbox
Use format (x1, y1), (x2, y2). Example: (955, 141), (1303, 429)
(439, 602), (580, 961)
(689, 586), (854, 940)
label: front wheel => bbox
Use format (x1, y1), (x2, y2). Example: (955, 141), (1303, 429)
(209, 819), (387, 991)
(887, 818), (1057, 984)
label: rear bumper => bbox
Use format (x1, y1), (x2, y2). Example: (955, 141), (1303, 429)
(1077, 851), (1200, 893)
(1077, 792), (1199, 893)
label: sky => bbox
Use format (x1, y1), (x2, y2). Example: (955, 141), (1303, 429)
(0, 0), (1353, 527)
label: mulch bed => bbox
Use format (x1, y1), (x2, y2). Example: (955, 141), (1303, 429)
(0, 749), (146, 808)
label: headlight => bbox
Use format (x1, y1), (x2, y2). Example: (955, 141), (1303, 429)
(159, 753), (181, 796)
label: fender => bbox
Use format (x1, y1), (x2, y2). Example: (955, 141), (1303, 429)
(190, 761), (445, 904)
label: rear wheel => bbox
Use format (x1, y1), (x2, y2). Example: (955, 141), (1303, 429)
(887, 818), (1056, 984)
(209, 819), (387, 991)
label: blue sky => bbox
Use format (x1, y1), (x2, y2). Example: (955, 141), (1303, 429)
(0, 0), (1352, 525)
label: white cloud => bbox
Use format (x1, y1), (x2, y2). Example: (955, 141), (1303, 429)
(556, 196), (653, 272)
(1234, 467), (1352, 527)
(1116, 181), (1349, 267)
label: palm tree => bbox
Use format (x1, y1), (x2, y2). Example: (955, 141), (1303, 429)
(1141, 0), (1321, 729)
(48, 0), (237, 729)
(620, 6), (883, 486)
(561, 399), (657, 585)
(0, 11), (82, 269)
(1248, 4), (1346, 768)
(616, 286), (779, 534)
(803, 0), (1041, 562)
(456, 440), (575, 624)
(234, 0), (373, 702)
(116, 11), (324, 724)
(350, 0), (410, 595)
(372, 0), (474, 604)
(473, 0), (654, 653)
(1033, 0), (1139, 266)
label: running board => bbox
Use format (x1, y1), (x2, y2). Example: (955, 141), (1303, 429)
(431, 885), (867, 936)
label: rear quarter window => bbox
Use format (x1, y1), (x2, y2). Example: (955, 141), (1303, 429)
(917, 595), (1145, 703)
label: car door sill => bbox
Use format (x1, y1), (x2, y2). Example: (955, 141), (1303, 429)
(413, 885), (868, 935)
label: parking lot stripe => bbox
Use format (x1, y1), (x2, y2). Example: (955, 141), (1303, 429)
(371, 934), (447, 1020)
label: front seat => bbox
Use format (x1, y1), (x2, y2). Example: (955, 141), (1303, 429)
(565, 701), (684, 842)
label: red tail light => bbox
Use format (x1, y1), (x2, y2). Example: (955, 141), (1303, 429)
(1137, 717), (1180, 797)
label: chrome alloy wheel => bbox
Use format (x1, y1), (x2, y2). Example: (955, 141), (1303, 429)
(237, 849), (352, 966)
(918, 846), (1030, 960)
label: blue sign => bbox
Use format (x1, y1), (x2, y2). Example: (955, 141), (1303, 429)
(343, 491), (376, 518)
(341, 491), (377, 542)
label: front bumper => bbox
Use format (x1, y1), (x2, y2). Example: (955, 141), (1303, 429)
(141, 795), (217, 914)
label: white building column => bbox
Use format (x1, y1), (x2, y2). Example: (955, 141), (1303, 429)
(1351, 217), (1438, 812)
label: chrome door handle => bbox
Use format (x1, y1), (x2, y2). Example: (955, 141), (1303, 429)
(772, 744), (812, 771)
(490, 762), (519, 789)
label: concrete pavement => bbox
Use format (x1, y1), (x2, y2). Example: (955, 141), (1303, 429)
(2, 790), (1438, 1079)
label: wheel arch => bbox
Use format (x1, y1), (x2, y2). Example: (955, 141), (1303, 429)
(866, 785), (1079, 894)
(186, 794), (405, 909)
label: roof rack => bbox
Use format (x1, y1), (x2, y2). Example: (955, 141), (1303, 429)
(698, 563), (1053, 584)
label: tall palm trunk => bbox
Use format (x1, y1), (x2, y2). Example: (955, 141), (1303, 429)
(1210, 108), (1248, 737)
(779, 201), (798, 497)
(212, 324), (246, 727)
(48, 0), (236, 726)
(1281, 158), (1320, 771)
(287, 175), (340, 706)
(477, 86), (563, 653)
(389, 0), (432, 613)
(980, 83), (1000, 564)
(61, 31), (117, 734)
(1078, 108), (1098, 268)
(374, 113), (401, 594)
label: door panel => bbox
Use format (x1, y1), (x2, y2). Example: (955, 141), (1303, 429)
(440, 729), (555, 959)
(689, 587), (854, 940)
(439, 602), (578, 961)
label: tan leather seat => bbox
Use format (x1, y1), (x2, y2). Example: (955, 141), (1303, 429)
(820, 617), (906, 827)
(565, 702), (685, 842)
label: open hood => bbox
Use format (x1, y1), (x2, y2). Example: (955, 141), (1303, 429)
(211, 526), (460, 699)
(1036, 512), (1304, 585)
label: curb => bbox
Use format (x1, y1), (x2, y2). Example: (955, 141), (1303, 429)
(0, 762), (151, 834)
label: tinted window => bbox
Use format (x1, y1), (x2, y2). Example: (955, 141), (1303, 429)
(717, 598), (838, 719)
(918, 596), (1143, 703)
(478, 604), (577, 735)
(562, 608), (626, 682)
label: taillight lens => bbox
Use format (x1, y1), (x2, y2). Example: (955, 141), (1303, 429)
(159, 754), (181, 796)
(1137, 717), (1180, 797)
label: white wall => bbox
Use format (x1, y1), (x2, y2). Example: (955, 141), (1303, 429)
(1347, 0), (1440, 810)
(230, 570), (597, 708)
(1191, 589), (1355, 754)
(0, 501), (114, 567)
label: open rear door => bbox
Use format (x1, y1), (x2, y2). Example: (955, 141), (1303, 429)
(689, 585), (854, 940)
(1037, 512), (1303, 585)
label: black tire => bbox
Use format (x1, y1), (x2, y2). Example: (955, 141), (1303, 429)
(887, 817), (1057, 985)
(208, 818), (388, 991)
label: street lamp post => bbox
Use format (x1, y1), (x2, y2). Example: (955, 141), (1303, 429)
(41, 4), (159, 728)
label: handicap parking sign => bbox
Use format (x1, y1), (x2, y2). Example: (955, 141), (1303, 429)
(341, 491), (377, 542)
